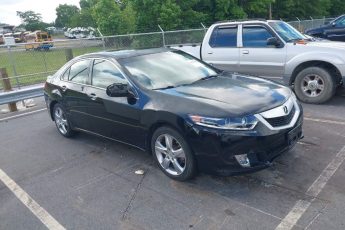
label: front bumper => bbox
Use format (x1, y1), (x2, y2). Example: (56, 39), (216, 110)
(185, 110), (303, 176)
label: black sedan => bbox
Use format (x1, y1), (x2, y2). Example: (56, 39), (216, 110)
(306, 15), (345, 41)
(44, 48), (303, 181)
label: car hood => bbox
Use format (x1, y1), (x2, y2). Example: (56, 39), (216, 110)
(156, 74), (291, 117)
(302, 40), (345, 49)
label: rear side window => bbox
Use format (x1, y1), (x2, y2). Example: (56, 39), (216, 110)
(209, 26), (237, 48)
(242, 26), (273, 47)
(91, 59), (127, 88)
(68, 60), (90, 84)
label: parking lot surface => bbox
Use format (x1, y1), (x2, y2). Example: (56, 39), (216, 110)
(0, 93), (344, 230)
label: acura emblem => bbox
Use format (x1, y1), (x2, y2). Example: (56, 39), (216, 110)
(283, 106), (289, 114)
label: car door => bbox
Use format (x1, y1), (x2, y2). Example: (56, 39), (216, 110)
(202, 25), (240, 72)
(59, 59), (92, 130)
(326, 16), (345, 41)
(86, 58), (145, 147)
(238, 24), (287, 78)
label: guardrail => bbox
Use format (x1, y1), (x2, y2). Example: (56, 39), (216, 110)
(0, 84), (44, 105)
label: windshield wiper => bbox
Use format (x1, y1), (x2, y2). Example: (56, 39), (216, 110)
(286, 38), (305, 43)
(152, 85), (176, 90)
(191, 72), (223, 84)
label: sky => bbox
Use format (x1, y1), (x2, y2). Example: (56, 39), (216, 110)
(0, 0), (81, 25)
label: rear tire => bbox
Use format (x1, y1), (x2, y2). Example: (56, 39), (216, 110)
(294, 67), (336, 104)
(151, 126), (197, 181)
(53, 103), (75, 138)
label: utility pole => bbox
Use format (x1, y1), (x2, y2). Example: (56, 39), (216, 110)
(269, 3), (272, 20)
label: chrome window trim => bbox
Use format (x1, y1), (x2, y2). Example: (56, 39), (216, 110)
(58, 57), (139, 99)
(255, 96), (300, 131)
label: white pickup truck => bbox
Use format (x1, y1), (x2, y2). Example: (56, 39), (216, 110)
(171, 20), (345, 104)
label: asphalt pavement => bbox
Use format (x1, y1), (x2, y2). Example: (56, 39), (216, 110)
(0, 93), (344, 230)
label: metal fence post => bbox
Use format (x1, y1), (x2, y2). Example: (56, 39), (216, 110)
(201, 23), (207, 34)
(158, 25), (166, 47)
(310, 16), (314, 29)
(7, 46), (20, 89)
(97, 28), (106, 51)
(65, 48), (74, 62)
(0, 68), (17, 112)
(296, 17), (301, 32)
(42, 50), (48, 73)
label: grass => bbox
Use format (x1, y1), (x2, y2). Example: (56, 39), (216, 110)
(0, 46), (103, 89)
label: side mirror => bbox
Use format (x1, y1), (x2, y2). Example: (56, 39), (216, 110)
(331, 22), (336, 27)
(267, 37), (281, 47)
(106, 83), (130, 97)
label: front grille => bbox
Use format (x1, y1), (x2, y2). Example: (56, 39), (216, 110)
(265, 106), (296, 127)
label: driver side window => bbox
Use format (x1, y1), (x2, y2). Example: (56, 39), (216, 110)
(242, 26), (274, 47)
(91, 59), (127, 88)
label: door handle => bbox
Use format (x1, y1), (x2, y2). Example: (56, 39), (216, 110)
(208, 52), (213, 54)
(61, 85), (67, 92)
(242, 50), (249, 54)
(89, 93), (97, 100)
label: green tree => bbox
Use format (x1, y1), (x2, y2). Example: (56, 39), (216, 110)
(92, 0), (122, 35)
(158, 0), (182, 30)
(329, 0), (345, 16)
(241, 0), (275, 18)
(69, 8), (96, 28)
(16, 10), (48, 31)
(55, 4), (80, 27)
(272, 0), (331, 20)
(118, 3), (136, 33)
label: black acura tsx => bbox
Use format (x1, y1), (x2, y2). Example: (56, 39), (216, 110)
(44, 48), (303, 181)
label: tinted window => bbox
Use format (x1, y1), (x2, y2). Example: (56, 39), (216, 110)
(91, 59), (126, 88)
(243, 26), (273, 47)
(69, 60), (90, 84)
(209, 26), (237, 47)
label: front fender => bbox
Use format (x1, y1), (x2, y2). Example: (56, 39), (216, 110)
(285, 52), (345, 77)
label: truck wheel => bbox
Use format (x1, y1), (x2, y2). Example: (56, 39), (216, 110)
(294, 67), (336, 104)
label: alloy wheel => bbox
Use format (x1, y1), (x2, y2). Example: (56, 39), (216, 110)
(301, 74), (325, 97)
(54, 107), (69, 135)
(154, 134), (186, 176)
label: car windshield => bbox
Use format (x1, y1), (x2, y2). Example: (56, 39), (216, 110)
(269, 21), (307, 42)
(119, 51), (218, 90)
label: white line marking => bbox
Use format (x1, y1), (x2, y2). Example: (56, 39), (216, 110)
(304, 117), (345, 126)
(0, 168), (65, 230)
(0, 108), (47, 122)
(275, 145), (345, 230)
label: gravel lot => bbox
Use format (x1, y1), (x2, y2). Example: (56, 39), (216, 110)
(0, 92), (344, 230)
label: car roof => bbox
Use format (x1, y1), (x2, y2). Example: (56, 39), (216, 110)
(214, 19), (280, 26)
(78, 47), (171, 60)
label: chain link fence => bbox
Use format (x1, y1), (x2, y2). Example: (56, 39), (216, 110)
(0, 28), (207, 91)
(287, 17), (334, 33)
(0, 17), (335, 91)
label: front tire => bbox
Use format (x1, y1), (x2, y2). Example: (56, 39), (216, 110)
(151, 126), (197, 181)
(53, 103), (75, 137)
(294, 67), (336, 104)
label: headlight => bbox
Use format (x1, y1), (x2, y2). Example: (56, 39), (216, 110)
(188, 114), (258, 130)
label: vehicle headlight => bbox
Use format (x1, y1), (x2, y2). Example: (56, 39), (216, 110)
(188, 114), (258, 130)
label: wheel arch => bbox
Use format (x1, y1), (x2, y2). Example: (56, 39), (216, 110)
(289, 61), (342, 86)
(145, 121), (184, 154)
(49, 100), (58, 121)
